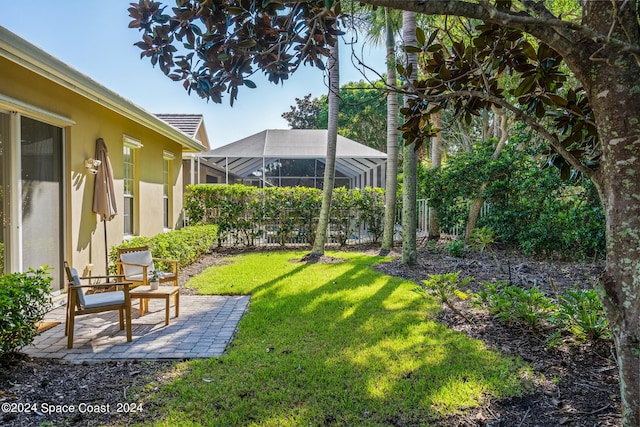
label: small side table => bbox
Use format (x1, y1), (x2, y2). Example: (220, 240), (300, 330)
(130, 286), (179, 325)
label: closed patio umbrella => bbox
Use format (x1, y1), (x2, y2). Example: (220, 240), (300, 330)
(92, 138), (118, 276)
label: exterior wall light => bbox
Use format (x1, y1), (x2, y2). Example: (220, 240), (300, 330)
(85, 158), (102, 174)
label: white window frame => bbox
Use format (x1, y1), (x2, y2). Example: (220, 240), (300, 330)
(123, 136), (142, 236)
(162, 151), (175, 230)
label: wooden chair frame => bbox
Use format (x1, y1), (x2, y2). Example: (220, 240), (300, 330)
(64, 261), (133, 349)
(116, 246), (178, 288)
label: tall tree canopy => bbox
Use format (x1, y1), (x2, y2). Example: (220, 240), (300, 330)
(129, 1), (640, 425)
(281, 93), (323, 129)
(281, 81), (391, 151)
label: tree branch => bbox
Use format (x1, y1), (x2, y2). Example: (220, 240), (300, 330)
(357, 0), (640, 57)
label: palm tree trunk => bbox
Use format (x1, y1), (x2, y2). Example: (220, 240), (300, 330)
(311, 42), (340, 256)
(381, 7), (399, 252)
(428, 112), (442, 240)
(401, 11), (418, 265)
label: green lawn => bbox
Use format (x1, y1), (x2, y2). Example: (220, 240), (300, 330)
(140, 251), (527, 426)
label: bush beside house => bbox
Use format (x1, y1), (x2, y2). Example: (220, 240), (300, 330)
(0, 268), (52, 356)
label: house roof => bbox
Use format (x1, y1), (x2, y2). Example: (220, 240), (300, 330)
(0, 26), (207, 153)
(155, 113), (211, 150)
(201, 129), (387, 179)
(154, 114), (203, 138)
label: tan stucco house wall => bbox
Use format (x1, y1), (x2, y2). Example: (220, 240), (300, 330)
(0, 27), (206, 293)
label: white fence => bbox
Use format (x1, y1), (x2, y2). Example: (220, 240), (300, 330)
(212, 199), (487, 247)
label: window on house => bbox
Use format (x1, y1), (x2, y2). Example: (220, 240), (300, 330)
(123, 136), (142, 236)
(162, 152), (174, 229)
(123, 146), (134, 235)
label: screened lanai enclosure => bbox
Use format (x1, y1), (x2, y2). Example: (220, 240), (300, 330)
(200, 129), (387, 189)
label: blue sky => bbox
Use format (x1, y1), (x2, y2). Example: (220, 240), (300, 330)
(1, 1), (387, 148)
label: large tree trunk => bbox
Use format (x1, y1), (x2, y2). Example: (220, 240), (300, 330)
(401, 11), (418, 265)
(311, 42), (339, 256)
(562, 5), (640, 424)
(592, 95), (640, 427)
(381, 7), (399, 252)
(589, 82), (640, 427)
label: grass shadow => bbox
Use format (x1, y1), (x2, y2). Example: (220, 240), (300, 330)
(140, 251), (528, 426)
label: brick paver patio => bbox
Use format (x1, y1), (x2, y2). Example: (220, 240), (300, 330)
(23, 295), (250, 363)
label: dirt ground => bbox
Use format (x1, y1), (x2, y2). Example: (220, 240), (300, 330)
(0, 245), (621, 427)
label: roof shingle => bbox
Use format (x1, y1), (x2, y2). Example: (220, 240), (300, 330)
(155, 114), (203, 138)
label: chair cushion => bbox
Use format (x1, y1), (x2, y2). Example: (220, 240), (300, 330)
(83, 291), (125, 309)
(69, 267), (87, 307)
(120, 251), (155, 278)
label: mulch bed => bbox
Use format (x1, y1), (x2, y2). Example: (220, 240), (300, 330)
(0, 244), (622, 426)
(373, 243), (620, 427)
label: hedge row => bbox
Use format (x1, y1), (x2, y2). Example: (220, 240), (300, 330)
(184, 184), (386, 246)
(108, 224), (219, 273)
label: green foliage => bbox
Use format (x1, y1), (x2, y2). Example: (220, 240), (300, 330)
(469, 226), (495, 253)
(474, 281), (555, 329)
(184, 184), (386, 246)
(260, 187), (294, 246)
(281, 93), (323, 129)
(420, 271), (472, 305)
(316, 80), (396, 152)
(445, 240), (467, 257)
(474, 281), (611, 343)
(0, 268), (52, 356)
(421, 139), (504, 234)
(184, 184), (256, 246)
(109, 225), (218, 273)
(287, 186), (323, 245)
(357, 187), (386, 243)
(129, 1), (342, 105)
(330, 187), (358, 246)
(399, 21), (599, 171)
(551, 289), (611, 341)
(422, 139), (605, 259)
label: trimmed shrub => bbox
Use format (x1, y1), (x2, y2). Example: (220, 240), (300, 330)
(0, 268), (53, 356)
(357, 187), (385, 243)
(330, 187), (358, 246)
(109, 224), (219, 273)
(185, 185), (257, 246)
(184, 184), (384, 246)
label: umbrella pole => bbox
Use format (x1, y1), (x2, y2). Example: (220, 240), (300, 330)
(103, 219), (109, 281)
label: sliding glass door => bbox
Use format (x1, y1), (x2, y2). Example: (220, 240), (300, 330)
(0, 111), (64, 291)
(21, 116), (63, 291)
